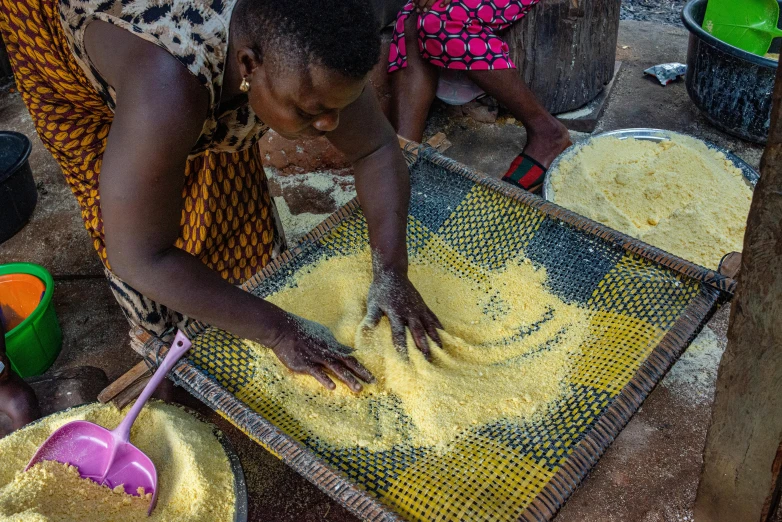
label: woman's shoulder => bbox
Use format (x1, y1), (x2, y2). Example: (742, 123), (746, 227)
(61, 0), (238, 56)
(61, 0), (240, 108)
(60, 0), (235, 25)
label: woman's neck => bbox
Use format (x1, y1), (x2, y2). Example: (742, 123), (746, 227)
(220, 39), (242, 105)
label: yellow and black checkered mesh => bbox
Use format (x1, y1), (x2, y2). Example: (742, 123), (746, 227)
(184, 154), (715, 521)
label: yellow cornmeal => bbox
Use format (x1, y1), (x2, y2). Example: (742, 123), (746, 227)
(0, 461), (151, 521)
(549, 135), (753, 268)
(240, 248), (589, 451)
(0, 402), (235, 521)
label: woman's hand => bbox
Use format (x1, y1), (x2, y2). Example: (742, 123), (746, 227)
(364, 268), (443, 360)
(268, 314), (375, 392)
(415, 0), (452, 12)
(326, 86), (444, 360)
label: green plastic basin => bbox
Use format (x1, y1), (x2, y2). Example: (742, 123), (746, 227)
(0, 263), (62, 377)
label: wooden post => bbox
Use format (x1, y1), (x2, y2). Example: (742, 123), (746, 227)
(506, 0), (621, 114)
(694, 60), (782, 521)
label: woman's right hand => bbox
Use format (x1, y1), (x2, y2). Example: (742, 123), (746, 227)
(267, 314), (375, 393)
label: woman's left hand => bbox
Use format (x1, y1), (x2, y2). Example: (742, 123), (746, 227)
(415, 0), (452, 12)
(364, 268), (443, 360)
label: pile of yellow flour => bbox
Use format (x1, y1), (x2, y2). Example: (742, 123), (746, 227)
(240, 247), (589, 451)
(549, 135), (753, 268)
(1, 460), (152, 521)
(0, 402), (235, 521)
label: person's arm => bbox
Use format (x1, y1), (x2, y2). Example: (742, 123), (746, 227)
(326, 86), (443, 359)
(84, 22), (371, 391)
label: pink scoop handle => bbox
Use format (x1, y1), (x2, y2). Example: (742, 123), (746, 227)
(112, 330), (192, 443)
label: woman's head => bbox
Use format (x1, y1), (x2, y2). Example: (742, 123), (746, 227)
(232, 0), (381, 140)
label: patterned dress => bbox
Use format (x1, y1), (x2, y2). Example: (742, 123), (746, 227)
(0, 0), (286, 336)
(388, 0), (539, 72)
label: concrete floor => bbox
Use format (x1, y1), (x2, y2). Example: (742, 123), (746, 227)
(0, 19), (767, 522)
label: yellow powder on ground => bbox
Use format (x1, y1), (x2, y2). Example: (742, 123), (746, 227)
(549, 135), (753, 268)
(0, 401), (235, 521)
(240, 247), (589, 451)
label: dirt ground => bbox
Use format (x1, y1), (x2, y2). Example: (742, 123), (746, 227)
(0, 13), (769, 522)
(620, 0), (688, 26)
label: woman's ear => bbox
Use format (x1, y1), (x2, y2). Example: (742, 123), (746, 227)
(236, 45), (263, 78)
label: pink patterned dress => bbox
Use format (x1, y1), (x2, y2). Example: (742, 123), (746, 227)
(388, 0), (540, 72)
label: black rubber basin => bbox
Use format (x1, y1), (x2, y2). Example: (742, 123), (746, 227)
(0, 131), (36, 244)
(682, 0), (779, 143)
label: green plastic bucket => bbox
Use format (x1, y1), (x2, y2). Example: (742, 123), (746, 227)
(0, 263), (62, 377)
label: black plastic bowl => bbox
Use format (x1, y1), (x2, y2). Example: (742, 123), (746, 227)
(0, 131), (36, 244)
(682, 0), (779, 144)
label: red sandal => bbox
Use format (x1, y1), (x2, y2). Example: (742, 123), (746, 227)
(501, 153), (547, 194)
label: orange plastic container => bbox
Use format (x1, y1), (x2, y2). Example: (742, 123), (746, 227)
(0, 263), (62, 377)
(0, 273), (46, 331)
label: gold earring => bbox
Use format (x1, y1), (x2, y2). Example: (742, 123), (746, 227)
(239, 76), (251, 93)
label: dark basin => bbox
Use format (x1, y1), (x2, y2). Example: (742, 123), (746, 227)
(682, 0), (779, 143)
(0, 131), (36, 244)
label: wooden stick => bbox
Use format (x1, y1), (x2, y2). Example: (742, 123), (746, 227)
(97, 360), (151, 404)
(426, 132), (452, 153)
(694, 60), (782, 521)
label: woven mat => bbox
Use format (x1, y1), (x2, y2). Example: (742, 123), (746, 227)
(167, 146), (731, 522)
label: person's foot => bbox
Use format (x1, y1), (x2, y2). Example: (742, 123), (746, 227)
(502, 117), (572, 193)
(522, 116), (572, 169)
(0, 372), (41, 431)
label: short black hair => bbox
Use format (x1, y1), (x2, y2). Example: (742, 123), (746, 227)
(234, 0), (381, 79)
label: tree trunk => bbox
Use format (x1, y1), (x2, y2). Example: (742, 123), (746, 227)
(694, 60), (782, 522)
(506, 0), (621, 114)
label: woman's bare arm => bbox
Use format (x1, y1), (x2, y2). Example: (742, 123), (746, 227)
(327, 86), (443, 358)
(84, 21), (372, 391)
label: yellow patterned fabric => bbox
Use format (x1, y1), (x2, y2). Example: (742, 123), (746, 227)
(175, 151), (723, 521)
(0, 0), (280, 285)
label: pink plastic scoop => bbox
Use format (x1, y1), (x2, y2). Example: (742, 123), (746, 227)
(26, 330), (192, 515)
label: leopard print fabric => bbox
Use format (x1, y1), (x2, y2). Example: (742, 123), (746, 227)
(58, 0), (268, 154)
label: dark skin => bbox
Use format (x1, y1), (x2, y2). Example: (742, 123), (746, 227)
(0, 324), (41, 431)
(390, 12), (572, 169)
(414, 0), (452, 13)
(83, 18), (442, 393)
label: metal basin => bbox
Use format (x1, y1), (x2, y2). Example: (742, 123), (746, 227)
(543, 128), (758, 202)
(12, 403), (248, 522)
(682, 0), (779, 144)
(219, 427), (249, 522)
(182, 407), (248, 522)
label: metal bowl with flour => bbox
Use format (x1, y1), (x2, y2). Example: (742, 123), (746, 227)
(542, 128), (759, 203)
